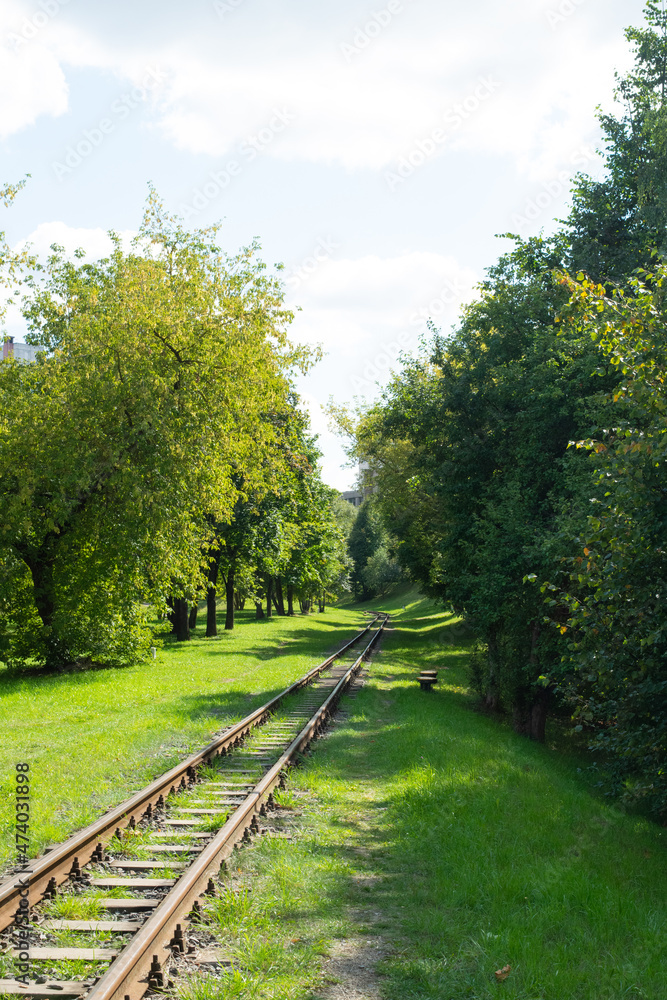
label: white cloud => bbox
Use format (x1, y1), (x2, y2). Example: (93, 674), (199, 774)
(17, 222), (136, 260)
(290, 250), (479, 488)
(0, 0), (644, 181)
(0, 30), (68, 137)
(137, 3), (638, 178)
(287, 251), (478, 398)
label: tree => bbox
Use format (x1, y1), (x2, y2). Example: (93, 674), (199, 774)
(566, 2), (667, 283)
(361, 544), (402, 596)
(543, 267), (667, 819)
(0, 189), (304, 667)
(347, 498), (387, 601)
(0, 177), (35, 328)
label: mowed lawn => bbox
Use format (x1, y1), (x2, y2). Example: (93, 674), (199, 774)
(0, 605), (365, 871)
(189, 592), (667, 1000)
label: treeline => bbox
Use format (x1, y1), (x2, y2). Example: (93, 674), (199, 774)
(0, 188), (350, 670)
(347, 2), (667, 820)
(346, 498), (403, 601)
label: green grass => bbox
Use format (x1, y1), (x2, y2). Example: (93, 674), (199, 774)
(190, 593), (667, 1000)
(0, 603), (365, 870)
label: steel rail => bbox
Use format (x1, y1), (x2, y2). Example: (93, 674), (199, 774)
(85, 615), (387, 1000)
(0, 616), (379, 930)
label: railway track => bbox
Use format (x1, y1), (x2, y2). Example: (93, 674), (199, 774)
(0, 614), (388, 999)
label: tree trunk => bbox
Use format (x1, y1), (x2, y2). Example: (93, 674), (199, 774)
(287, 585), (294, 616)
(25, 554), (56, 629)
(189, 604), (198, 630)
(255, 602), (265, 619)
(512, 697), (530, 736)
(528, 621), (548, 742)
(206, 586), (218, 637)
(174, 597), (190, 641)
(274, 576), (286, 615)
(225, 567), (235, 630)
(484, 629), (501, 712)
(168, 597), (177, 635)
(206, 547), (221, 637)
(234, 593), (246, 611)
(23, 549), (71, 666)
(265, 576), (273, 618)
(530, 688), (550, 742)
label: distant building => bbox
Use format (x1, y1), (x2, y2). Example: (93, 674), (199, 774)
(342, 489), (364, 508)
(341, 460), (378, 508)
(2, 338), (39, 362)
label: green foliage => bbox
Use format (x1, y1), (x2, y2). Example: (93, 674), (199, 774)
(360, 239), (616, 737)
(361, 544), (402, 596)
(346, 497), (392, 600)
(284, 473), (352, 608)
(547, 268), (667, 819)
(0, 188), (304, 666)
(566, 2), (667, 282)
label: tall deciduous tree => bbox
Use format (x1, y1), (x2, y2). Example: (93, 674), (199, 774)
(566, 1), (667, 283)
(545, 267), (667, 819)
(0, 189), (304, 667)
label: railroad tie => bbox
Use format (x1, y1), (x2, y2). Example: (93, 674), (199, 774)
(148, 830), (212, 838)
(0, 980), (88, 996)
(12, 947), (118, 961)
(98, 898), (161, 909)
(170, 808), (228, 815)
(41, 919), (140, 932)
(163, 819), (207, 826)
(91, 877), (176, 888)
(109, 860), (188, 870)
(142, 844), (205, 852)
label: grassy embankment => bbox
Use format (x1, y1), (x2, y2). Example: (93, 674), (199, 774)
(0, 605), (365, 871)
(179, 586), (666, 1000)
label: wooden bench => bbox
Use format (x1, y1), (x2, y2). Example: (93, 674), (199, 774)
(417, 670), (438, 691)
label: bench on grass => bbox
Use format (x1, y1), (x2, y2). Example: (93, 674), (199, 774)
(417, 670), (438, 691)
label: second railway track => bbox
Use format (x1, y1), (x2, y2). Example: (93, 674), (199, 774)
(0, 614), (388, 1000)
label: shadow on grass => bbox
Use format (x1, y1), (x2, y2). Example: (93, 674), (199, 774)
(158, 611), (361, 660)
(172, 686), (294, 725)
(0, 609), (366, 701)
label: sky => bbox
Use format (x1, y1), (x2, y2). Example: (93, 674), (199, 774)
(0, 0), (647, 489)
